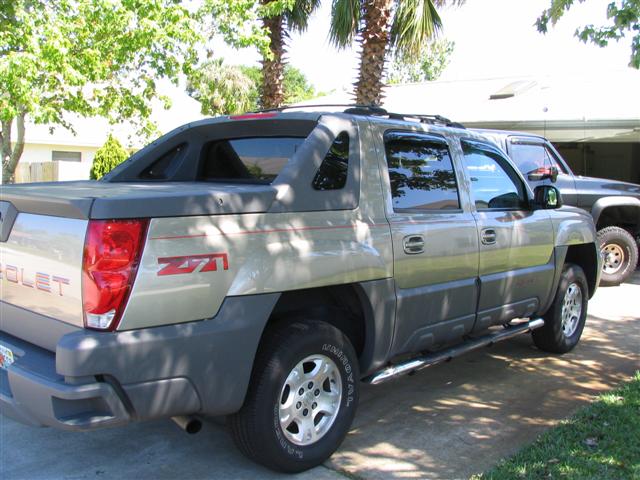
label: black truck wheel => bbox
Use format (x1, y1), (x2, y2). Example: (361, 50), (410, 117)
(597, 226), (639, 286)
(533, 264), (588, 354)
(228, 320), (359, 473)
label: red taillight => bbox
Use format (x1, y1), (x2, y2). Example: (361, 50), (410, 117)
(82, 219), (149, 331)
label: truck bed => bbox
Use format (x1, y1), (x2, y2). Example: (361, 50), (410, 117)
(0, 181), (278, 219)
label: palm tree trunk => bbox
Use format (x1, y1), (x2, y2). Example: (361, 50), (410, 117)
(355, 0), (393, 105)
(261, 13), (286, 109)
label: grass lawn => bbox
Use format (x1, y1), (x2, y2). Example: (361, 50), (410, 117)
(475, 371), (640, 480)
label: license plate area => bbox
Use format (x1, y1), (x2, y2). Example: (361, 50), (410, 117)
(0, 344), (15, 370)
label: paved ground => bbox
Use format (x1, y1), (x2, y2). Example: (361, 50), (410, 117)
(1, 272), (639, 480)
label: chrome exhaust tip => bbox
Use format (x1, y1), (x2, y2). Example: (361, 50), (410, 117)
(171, 415), (202, 434)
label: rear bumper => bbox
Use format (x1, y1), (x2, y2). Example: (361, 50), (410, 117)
(0, 331), (130, 430)
(0, 294), (280, 431)
(1, 363), (130, 430)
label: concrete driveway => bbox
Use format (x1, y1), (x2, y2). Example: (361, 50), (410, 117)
(2, 274), (639, 480)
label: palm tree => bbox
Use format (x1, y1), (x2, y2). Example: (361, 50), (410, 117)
(260, 0), (321, 109)
(330, 0), (456, 105)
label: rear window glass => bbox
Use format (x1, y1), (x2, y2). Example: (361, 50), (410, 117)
(200, 137), (305, 183)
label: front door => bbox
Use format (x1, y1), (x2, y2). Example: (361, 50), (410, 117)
(460, 139), (556, 332)
(379, 130), (479, 357)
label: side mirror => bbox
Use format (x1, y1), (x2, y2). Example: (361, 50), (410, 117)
(527, 166), (559, 183)
(533, 185), (563, 209)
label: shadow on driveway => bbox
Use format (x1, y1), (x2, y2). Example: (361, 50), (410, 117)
(1, 283), (638, 480)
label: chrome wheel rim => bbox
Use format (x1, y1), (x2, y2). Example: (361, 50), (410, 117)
(561, 282), (583, 337)
(601, 243), (625, 274)
(278, 354), (342, 446)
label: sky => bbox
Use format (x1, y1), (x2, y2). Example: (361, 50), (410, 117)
(214, 0), (635, 92)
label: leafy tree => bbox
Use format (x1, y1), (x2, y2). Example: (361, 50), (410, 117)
(187, 62), (316, 115)
(283, 65), (317, 104)
(388, 38), (455, 84)
(536, 0), (640, 68)
(187, 60), (258, 116)
(90, 134), (128, 180)
(0, 0), (273, 184)
(259, 0), (321, 108)
(329, 0), (463, 105)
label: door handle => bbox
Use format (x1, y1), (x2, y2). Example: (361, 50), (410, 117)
(403, 235), (425, 254)
(481, 228), (497, 245)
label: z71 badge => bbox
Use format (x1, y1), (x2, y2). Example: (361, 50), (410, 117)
(157, 253), (229, 276)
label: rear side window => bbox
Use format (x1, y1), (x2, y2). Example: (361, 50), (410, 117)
(312, 132), (350, 191)
(140, 144), (186, 180)
(200, 137), (305, 183)
(384, 131), (460, 211)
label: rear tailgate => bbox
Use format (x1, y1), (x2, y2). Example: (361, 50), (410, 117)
(1, 208), (86, 328)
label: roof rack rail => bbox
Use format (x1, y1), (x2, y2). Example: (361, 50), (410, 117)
(257, 103), (387, 114)
(384, 112), (465, 128)
(254, 103), (464, 128)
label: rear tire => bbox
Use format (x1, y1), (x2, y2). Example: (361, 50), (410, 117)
(597, 226), (639, 286)
(229, 320), (359, 473)
(533, 264), (588, 354)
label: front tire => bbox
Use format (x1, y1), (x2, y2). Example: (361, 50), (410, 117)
(597, 226), (639, 286)
(533, 264), (588, 354)
(229, 320), (359, 473)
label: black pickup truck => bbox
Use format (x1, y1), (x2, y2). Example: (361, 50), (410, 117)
(479, 130), (640, 286)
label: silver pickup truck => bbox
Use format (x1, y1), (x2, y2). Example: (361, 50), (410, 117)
(0, 107), (601, 473)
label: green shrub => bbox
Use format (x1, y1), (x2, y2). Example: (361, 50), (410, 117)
(90, 134), (128, 180)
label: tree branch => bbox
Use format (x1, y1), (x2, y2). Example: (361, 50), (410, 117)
(1, 112), (26, 184)
(9, 112), (26, 173)
(1, 119), (13, 177)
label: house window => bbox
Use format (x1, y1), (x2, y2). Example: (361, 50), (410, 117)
(52, 151), (82, 162)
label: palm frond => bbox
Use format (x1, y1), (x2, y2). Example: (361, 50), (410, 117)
(431, 0), (466, 7)
(286, 0), (322, 32)
(391, 0), (443, 60)
(329, 0), (361, 49)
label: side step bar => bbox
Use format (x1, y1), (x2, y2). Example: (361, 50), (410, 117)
(365, 318), (545, 385)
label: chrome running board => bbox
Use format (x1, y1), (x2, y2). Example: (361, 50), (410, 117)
(364, 318), (545, 385)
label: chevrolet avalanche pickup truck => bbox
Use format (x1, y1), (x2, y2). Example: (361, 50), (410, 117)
(0, 107), (601, 472)
(478, 130), (640, 286)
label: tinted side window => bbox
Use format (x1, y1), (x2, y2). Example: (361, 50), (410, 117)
(544, 145), (568, 173)
(510, 143), (549, 176)
(140, 144), (186, 180)
(385, 132), (460, 211)
(312, 132), (349, 190)
(200, 137), (305, 183)
(462, 141), (527, 210)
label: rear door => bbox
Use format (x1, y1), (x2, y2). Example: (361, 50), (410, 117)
(507, 137), (578, 205)
(378, 130), (479, 356)
(460, 139), (555, 332)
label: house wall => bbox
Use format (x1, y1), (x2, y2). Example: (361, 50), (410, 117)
(555, 142), (640, 184)
(20, 143), (98, 165)
(7, 143), (97, 183)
